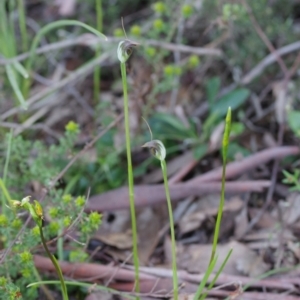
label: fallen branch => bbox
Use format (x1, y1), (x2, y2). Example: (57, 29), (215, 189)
(87, 180), (270, 212)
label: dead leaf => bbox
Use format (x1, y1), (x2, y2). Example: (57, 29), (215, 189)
(85, 291), (114, 300)
(93, 207), (164, 265)
(234, 206), (248, 239)
(243, 228), (296, 250)
(209, 121), (224, 151)
(177, 240), (269, 277)
(273, 80), (294, 124)
(278, 193), (300, 225)
(179, 196), (243, 235)
(92, 232), (132, 250)
(54, 0), (76, 16)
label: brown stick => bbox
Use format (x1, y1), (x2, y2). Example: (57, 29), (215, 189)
(188, 146), (299, 185)
(33, 255), (155, 282)
(87, 146), (298, 212)
(34, 255), (298, 297)
(87, 180), (270, 212)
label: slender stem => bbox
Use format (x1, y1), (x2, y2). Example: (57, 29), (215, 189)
(161, 159), (178, 300)
(32, 267), (55, 300)
(120, 61), (140, 296)
(57, 225), (64, 261)
(209, 108), (231, 264)
(17, 0), (28, 53)
(0, 178), (12, 213)
(2, 130), (13, 214)
(3, 130), (13, 185)
(39, 226), (69, 300)
(93, 0), (102, 103)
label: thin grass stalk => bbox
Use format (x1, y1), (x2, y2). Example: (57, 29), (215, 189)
(199, 249), (233, 300)
(193, 255), (218, 299)
(3, 130), (13, 185)
(32, 267), (55, 300)
(0, 178), (12, 213)
(23, 20), (107, 98)
(120, 61), (140, 297)
(161, 159), (178, 300)
(93, 0), (103, 103)
(209, 107), (232, 264)
(17, 0), (28, 53)
(193, 107), (232, 300)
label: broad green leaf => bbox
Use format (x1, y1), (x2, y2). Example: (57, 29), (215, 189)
(206, 76), (220, 106)
(211, 88), (250, 117)
(150, 113), (196, 140)
(193, 144), (207, 160)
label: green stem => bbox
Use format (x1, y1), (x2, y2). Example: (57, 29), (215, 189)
(57, 225), (64, 261)
(161, 159), (178, 300)
(3, 130), (13, 185)
(0, 178), (12, 213)
(39, 226), (68, 300)
(93, 0), (103, 103)
(17, 0), (28, 53)
(120, 61), (140, 296)
(209, 107), (231, 264)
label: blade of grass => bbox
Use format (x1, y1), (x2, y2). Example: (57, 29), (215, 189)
(5, 64), (28, 109)
(23, 20), (107, 97)
(12, 61), (29, 78)
(194, 255), (218, 299)
(209, 107), (232, 264)
(93, 0), (103, 103)
(0, 178), (13, 212)
(199, 249), (233, 300)
(194, 107), (232, 300)
(3, 130), (13, 185)
(17, 0), (28, 53)
(2, 130), (13, 214)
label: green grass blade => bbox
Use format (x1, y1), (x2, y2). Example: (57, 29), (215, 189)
(199, 249), (233, 300)
(5, 64), (27, 109)
(0, 178), (12, 209)
(193, 255), (218, 300)
(12, 61), (29, 78)
(93, 0), (103, 103)
(3, 130), (13, 185)
(17, 0), (28, 52)
(24, 20), (107, 97)
(210, 107), (231, 263)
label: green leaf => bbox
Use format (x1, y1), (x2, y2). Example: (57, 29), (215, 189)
(193, 144), (207, 160)
(227, 142), (250, 160)
(206, 76), (220, 106)
(150, 113), (196, 140)
(287, 111), (300, 137)
(211, 88), (250, 117)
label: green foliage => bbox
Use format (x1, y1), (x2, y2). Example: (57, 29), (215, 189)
(287, 110), (300, 137)
(282, 169), (300, 191)
(0, 123), (103, 299)
(210, 88), (250, 117)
